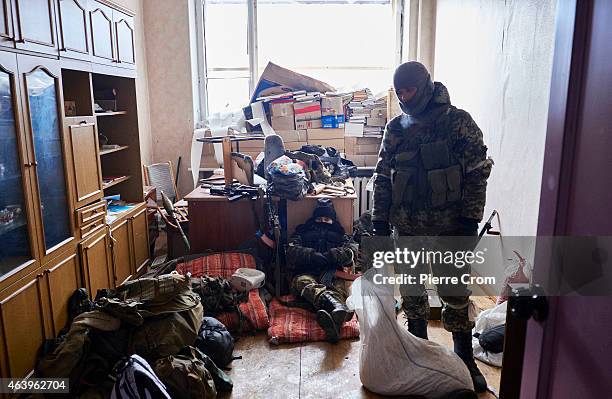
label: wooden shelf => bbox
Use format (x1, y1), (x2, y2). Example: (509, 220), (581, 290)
(103, 175), (130, 190)
(100, 145), (129, 156)
(95, 111), (127, 117)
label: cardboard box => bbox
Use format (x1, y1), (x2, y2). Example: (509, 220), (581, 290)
(370, 107), (387, 118)
(271, 115), (295, 131)
(364, 155), (378, 166)
(321, 115), (345, 128)
(366, 116), (387, 127)
(276, 130), (307, 143)
(353, 143), (381, 154)
(236, 139), (265, 150)
(321, 96), (344, 116)
(347, 154), (365, 167)
(271, 101), (294, 118)
(308, 138), (345, 150)
(345, 137), (382, 145)
(347, 154), (378, 167)
(345, 137), (382, 154)
(284, 141), (308, 151)
(344, 122), (364, 137)
(307, 128), (345, 141)
(294, 100), (322, 121)
(296, 119), (322, 129)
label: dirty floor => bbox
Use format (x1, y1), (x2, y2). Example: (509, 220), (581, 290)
(221, 297), (501, 399)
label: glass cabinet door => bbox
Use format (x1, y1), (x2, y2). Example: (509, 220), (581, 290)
(0, 61), (33, 278)
(25, 67), (72, 252)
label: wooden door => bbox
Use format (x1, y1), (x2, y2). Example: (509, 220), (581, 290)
(17, 55), (75, 266)
(44, 250), (80, 336)
(0, 0), (15, 49)
(64, 116), (103, 209)
(0, 271), (47, 378)
(57, 0), (91, 61)
(113, 9), (134, 67)
(0, 51), (41, 292)
(79, 227), (113, 297)
(13, 0), (59, 55)
(110, 218), (133, 285)
(128, 207), (149, 274)
(89, 1), (114, 65)
(517, 0), (612, 398)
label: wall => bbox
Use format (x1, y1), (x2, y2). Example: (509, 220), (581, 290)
(112, 0), (153, 165)
(142, 0), (196, 197)
(433, 0), (557, 237)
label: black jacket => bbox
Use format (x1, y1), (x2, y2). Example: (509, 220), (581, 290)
(285, 218), (358, 276)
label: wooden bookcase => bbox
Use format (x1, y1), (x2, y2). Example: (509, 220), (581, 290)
(93, 73), (144, 203)
(0, 0), (145, 381)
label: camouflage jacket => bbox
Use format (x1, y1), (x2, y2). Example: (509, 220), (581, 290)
(372, 82), (492, 235)
(286, 218), (358, 276)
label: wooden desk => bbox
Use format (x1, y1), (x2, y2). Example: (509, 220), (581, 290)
(185, 187), (264, 253)
(185, 181), (357, 253)
(284, 193), (356, 236)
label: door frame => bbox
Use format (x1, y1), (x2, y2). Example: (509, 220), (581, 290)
(499, 0), (593, 397)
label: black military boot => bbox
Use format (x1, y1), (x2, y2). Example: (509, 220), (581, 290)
(407, 318), (428, 340)
(316, 310), (339, 343)
(452, 332), (487, 393)
(318, 292), (354, 328)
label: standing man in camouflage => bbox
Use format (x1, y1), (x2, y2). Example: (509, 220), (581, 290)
(372, 61), (492, 392)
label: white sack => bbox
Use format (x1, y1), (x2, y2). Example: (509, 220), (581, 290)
(348, 268), (474, 397)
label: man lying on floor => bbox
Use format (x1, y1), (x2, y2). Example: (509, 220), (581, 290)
(286, 198), (358, 342)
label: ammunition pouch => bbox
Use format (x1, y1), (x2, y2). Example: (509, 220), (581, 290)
(391, 139), (464, 211)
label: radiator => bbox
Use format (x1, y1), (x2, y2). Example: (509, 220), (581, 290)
(353, 168), (375, 220)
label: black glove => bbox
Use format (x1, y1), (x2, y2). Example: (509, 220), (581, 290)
(312, 252), (329, 270)
(372, 221), (391, 236)
(458, 217), (479, 236)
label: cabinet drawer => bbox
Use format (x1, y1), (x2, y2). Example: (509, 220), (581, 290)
(76, 200), (107, 227)
(80, 218), (106, 240)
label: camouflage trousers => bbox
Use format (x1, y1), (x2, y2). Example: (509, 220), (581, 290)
(396, 234), (475, 333)
(290, 274), (348, 309)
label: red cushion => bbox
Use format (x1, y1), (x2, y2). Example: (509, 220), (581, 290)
(267, 295), (359, 345)
(175, 252), (270, 331)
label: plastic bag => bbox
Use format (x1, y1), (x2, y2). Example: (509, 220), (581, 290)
(347, 267), (474, 397)
(497, 250), (532, 304)
(472, 301), (506, 367)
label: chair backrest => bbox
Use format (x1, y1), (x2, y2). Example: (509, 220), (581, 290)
(144, 161), (178, 203)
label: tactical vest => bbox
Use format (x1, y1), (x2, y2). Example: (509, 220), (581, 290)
(391, 110), (464, 212)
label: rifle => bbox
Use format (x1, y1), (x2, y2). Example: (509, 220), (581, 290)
(479, 210), (499, 239)
(207, 183), (261, 202)
(160, 191), (190, 253)
(266, 186), (283, 297)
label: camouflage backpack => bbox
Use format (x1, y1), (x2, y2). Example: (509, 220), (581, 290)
(152, 346), (234, 399)
(191, 276), (253, 333)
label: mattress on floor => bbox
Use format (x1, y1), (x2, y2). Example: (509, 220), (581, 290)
(175, 252), (270, 332)
(268, 295), (359, 344)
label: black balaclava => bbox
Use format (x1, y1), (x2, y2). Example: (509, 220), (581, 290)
(393, 61), (435, 116)
(312, 198), (337, 221)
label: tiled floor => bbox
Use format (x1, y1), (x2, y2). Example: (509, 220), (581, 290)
(222, 297), (501, 399)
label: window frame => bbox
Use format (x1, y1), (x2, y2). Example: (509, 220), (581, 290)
(194, 0), (408, 125)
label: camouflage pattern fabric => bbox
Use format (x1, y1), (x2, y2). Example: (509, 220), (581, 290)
(372, 82), (493, 235)
(291, 274), (348, 308)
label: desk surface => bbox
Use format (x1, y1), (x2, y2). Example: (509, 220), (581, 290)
(185, 179), (357, 202)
